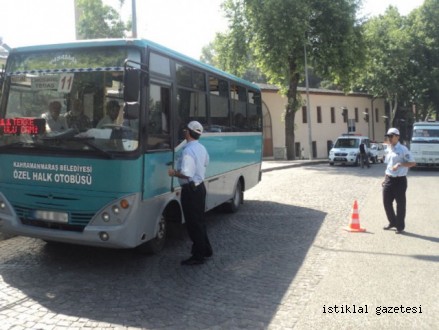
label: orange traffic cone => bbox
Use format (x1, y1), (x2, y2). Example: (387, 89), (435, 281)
(344, 200), (366, 232)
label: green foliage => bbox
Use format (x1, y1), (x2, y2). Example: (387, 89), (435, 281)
(358, 7), (412, 124)
(216, 0), (362, 159)
(406, 0), (439, 120)
(76, 0), (131, 39)
(357, 1), (439, 123)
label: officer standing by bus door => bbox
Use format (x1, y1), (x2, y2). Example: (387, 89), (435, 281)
(168, 121), (212, 265)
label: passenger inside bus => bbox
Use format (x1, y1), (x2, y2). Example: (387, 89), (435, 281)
(97, 100), (121, 128)
(42, 100), (68, 132)
(65, 99), (92, 131)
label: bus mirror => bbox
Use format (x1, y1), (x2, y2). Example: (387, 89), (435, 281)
(123, 68), (140, 102)
(124, 102), (139, 120)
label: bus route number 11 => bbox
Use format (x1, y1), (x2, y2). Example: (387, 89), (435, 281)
(57, 73), (74, 93)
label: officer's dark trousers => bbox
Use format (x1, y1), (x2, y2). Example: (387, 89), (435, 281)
(181, 182), (212, 260)
(382, 176), (407, 231)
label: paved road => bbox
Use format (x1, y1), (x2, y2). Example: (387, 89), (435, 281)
(0, 162), (437, 329)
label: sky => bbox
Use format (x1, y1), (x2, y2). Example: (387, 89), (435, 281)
(0, 0), (426, 59)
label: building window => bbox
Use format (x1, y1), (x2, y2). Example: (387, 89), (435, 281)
(331, 107), (335, 123)
(375, 108), (379, 122)
(355, 108), (359, 122)
(302, 106), (307, 124)
(317, 106), (322, 123)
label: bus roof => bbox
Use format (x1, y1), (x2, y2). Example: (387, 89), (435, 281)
(413, 121), (439, 127)
(8, 38), (260, 91)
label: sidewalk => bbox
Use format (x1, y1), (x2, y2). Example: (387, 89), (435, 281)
(262, 158), (327, 172)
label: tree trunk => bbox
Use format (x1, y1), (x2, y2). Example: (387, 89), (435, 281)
(285, 59), (300, 160)
(285, 108), (296, 160)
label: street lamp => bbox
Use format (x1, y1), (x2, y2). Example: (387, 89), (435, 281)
(341, 107), (349, 134)
(363, 112), (370, 138)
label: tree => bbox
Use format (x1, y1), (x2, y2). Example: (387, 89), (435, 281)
(358, 7), (412, 126)
(220, 0), (363, 159)
(201, 38), (267, 83)
(406, 0), (439, 120)
(75, 0), (131, 39)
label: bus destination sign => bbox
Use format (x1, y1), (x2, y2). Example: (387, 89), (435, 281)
(0, 118), (46, 135)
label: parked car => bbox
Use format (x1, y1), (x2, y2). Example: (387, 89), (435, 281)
(369, 142), (385, 163)
(328, 135), (370, 166)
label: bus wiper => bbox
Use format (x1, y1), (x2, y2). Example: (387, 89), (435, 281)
(42, 128), (78, 140)
(41, 132), (113, 158)
(0, 141), (32, 150)
(73, 137), (114, 159)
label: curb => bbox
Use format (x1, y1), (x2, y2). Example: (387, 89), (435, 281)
(262, 160), (327, 173)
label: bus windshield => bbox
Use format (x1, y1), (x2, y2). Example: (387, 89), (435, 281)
(412, 127), (439, 143)
(0, 46), (141, 154)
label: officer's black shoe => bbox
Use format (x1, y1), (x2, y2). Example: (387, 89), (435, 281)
(395, 229), (404, 234)
(383, 225), (396, 230)
(205, 250), (213, 258)
(181, 256), (204, 266)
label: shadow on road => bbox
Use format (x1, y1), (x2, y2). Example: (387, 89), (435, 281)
(0, 200), (326, 329)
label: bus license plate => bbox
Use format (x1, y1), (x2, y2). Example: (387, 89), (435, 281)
(34, 210), (68, 223)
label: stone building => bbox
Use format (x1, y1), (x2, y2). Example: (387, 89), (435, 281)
(260, 84), (386, 159)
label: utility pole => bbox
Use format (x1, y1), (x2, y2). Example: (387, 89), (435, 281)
(131, 0), (137, 38)
(304, 42), (313, 160)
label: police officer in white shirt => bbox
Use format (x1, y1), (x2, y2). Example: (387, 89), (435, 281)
(168, 121), (212, 265)
(382, 128), (416, 234)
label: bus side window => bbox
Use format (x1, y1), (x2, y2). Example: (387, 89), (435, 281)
(147, 84), (171, 150)
(177, 89), (208, 137)
(209, 76), (230, 130)
(231, 84), (247, 131)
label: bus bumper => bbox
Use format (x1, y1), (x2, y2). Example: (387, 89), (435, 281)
(0, 192), (152, 249)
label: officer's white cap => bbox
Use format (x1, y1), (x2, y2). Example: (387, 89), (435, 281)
(385, 128), (400, 136)
(187, 121), (203, 135)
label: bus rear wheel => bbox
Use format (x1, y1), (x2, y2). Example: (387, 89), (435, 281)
(137, 214), (167, 254)
(223, 180), (243, 213)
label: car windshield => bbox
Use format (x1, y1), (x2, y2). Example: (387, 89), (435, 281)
(334, 138), (359, 148)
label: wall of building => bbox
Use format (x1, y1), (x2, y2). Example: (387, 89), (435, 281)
(261, 86), (386, 159)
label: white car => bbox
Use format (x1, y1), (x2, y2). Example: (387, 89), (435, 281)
(369, 143), (385, 163)
(328, 135), (370, 166)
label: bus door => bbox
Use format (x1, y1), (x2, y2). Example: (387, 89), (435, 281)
(142, 82), (173, 199)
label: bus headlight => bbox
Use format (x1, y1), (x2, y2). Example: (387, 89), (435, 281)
(112, 205), (120, 214)
(101, 212), (110, 222)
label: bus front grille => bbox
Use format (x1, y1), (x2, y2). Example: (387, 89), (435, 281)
(422, 151), (439, 156)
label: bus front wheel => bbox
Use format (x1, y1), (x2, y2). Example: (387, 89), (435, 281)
(223, 180), (243, 213)
(137, 214), (167, 254)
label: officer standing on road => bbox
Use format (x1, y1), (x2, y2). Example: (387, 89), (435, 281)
(382, 128), (416, 234)
(359, 142), (370, 168)
(168, 121), (212, 265)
